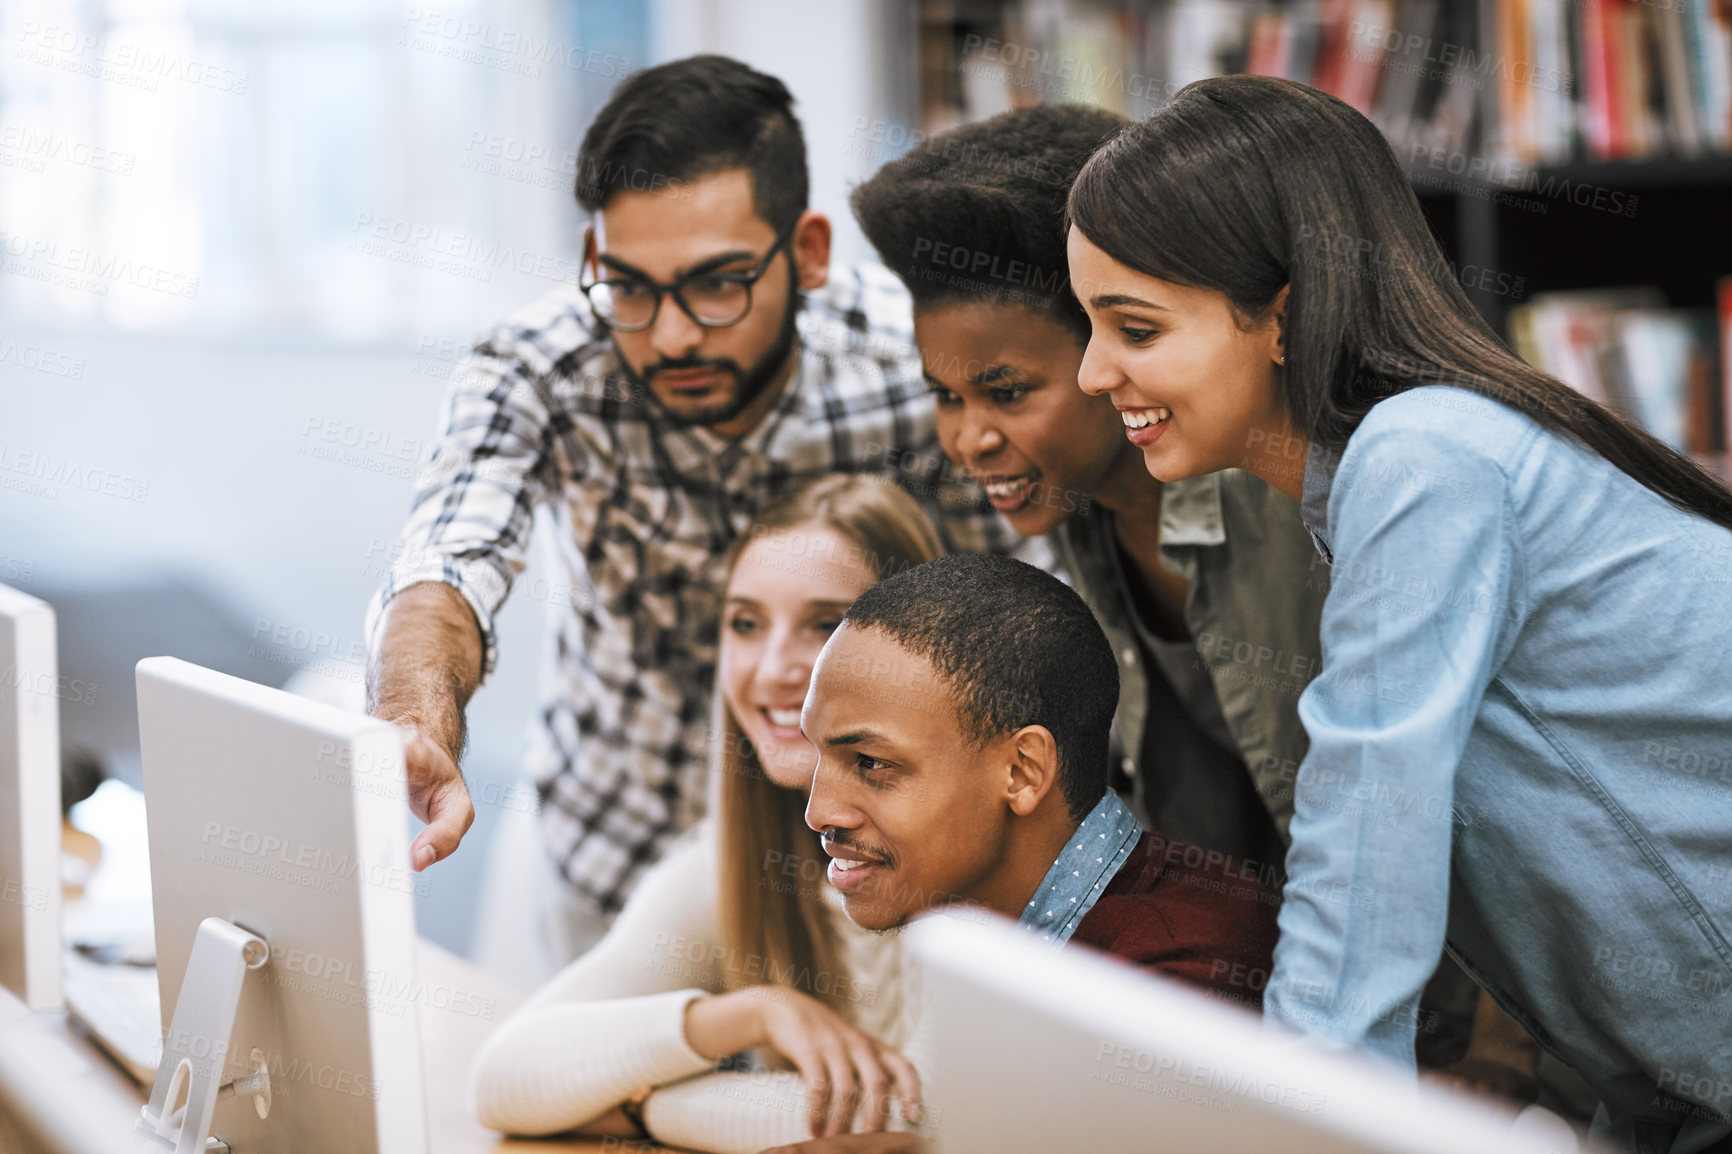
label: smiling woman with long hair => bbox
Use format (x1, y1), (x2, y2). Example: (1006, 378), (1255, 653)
(1066, 74), (1732, 1154)
(470, 474), (940, 1153)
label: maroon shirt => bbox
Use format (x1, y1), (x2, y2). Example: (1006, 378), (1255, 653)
(1070, 831), (1280, 1013)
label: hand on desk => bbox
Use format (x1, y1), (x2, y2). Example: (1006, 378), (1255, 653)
(684, 988), (923, 1139)
(759, 1133), (927, 1154)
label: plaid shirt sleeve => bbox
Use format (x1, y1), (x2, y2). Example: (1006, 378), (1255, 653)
(364, 326), (566, 682)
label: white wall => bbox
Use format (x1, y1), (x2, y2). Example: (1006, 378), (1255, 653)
(1, 330), (552, 953)
(650, 0), (905, 269)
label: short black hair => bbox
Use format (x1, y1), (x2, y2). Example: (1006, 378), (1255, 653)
(576, 54), (807, 230)
(841, 552), (1118, 820)
(850, 104), (1125, 342)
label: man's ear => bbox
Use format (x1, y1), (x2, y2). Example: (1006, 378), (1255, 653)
(1004, 725), (1062, 817)
(582, 225), (600, 280)
(791, 210), (831, 292)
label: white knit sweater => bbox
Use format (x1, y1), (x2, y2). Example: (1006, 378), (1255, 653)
(468, 822), (916, 1153)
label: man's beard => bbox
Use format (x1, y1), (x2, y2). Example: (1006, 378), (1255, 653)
(617, 274), (803, 430)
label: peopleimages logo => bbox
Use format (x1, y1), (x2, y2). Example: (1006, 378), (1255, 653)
(14, 22), (250, 94)
(0, 124), (135, 175)
(0, 663), (99, 706)
(0, 338), (85, 379)
(198, 820), (428, 897)
(1093, 1042), (1328, 1116)
(0, 878), (51, 911)
(0, 230), (199, 300)
(0, 444), (149, 503)
(347, 212), (581, 285)
(909, 237), (1066, 293)
(399, 8), (633, 80)
(956, 34), (1180, 105)
(1349, 20), (1569, 94)
(268, 944), (499, 1020)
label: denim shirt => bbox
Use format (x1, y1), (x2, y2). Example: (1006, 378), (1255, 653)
(1264, 386), (1732, 1150)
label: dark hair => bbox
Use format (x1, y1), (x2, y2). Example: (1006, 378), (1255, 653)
(1068, 74), (1732, 531)
(841, 552), (1118, 820)
(851, 104), (1125, 342)
(576, 54), (807, 231)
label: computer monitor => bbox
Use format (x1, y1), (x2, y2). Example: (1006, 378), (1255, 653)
(0, 582), (62, 1012)
(906, 913), (1588, 1154)
(136, 657), (426, 1153)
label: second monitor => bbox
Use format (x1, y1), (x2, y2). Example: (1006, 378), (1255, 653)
(136, 657), (427, 1154)
(0, 582), (62, 1012)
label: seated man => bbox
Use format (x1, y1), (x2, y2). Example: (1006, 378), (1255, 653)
(802, 550), (1279, 1001)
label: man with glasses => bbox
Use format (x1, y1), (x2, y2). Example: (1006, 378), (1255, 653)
(364, 54), (1026, 966)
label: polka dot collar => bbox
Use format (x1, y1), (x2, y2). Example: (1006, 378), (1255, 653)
(1018, 791), (1141, 945)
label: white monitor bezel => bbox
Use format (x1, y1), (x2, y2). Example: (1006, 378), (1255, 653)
(0, 582), (63, 1012)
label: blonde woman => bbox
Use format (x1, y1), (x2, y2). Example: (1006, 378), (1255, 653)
(470, 474), (938, 1153)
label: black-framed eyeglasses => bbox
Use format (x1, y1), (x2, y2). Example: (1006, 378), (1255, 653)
(581, 221), (797, 333)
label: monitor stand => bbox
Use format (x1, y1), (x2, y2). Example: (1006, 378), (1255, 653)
(137, 917), (274, 1153)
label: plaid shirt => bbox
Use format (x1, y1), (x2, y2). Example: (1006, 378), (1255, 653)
(367, 265), (1037, 916)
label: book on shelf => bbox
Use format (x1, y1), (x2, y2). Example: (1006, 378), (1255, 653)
(1509, 289), (1724, 457)
(1433, 0), (1730, 164)
(917, 0), (1732, 169)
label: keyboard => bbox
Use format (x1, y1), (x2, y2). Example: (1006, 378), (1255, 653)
(62, 950), (162, 1087)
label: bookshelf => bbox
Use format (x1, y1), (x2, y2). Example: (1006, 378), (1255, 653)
(889, 0), (1732, 459)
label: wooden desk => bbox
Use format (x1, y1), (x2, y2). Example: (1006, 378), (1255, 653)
(0, 940), (623, 1153)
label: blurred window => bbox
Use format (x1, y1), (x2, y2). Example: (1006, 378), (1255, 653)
(0, 0), (649, 343)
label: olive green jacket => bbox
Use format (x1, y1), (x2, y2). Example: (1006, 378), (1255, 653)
(1050, 470), (1329, 842)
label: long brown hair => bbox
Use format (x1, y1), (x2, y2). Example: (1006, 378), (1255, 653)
(1068, 74), (1732, 531)
(716, 474), (943, 1016)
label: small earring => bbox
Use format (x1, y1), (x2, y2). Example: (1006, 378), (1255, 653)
(1276, 353), (1285, 366)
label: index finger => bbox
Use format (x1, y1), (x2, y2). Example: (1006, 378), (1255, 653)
(779, 1038), (833, 1139)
